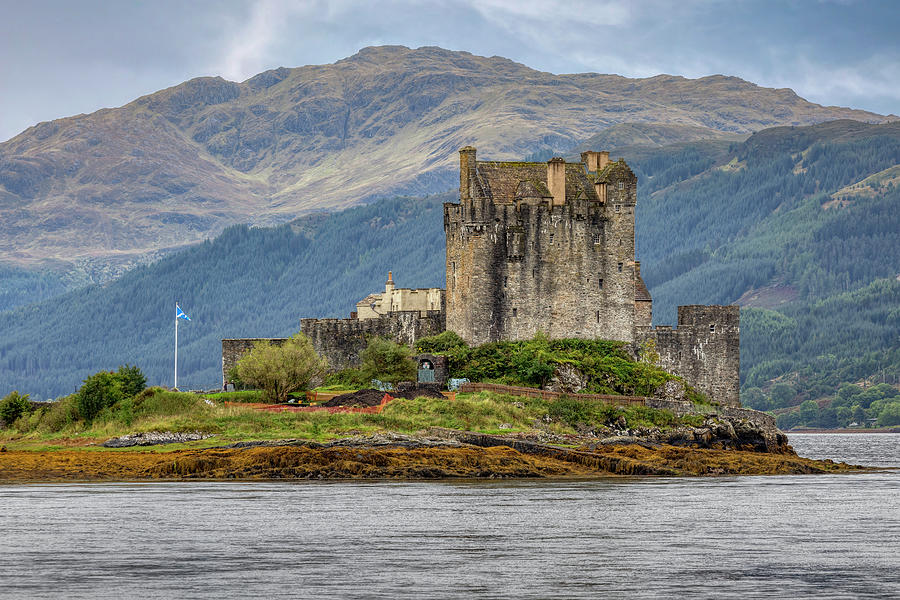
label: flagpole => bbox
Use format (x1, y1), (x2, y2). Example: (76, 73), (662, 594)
(174, 302), (178, 390)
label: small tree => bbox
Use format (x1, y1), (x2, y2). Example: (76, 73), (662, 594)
(116, 364), (147, 398)
(236, 333), (328, 403)
(77, 371), (124, 421)
(359, 337), (416, 385)
(0, 391), (31, 427)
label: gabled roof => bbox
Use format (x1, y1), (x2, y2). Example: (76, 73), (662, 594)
(635, 274), (652, 302)
(474, 161), (601, 203)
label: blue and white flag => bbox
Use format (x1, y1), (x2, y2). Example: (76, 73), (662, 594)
(176, 304), (191, 321)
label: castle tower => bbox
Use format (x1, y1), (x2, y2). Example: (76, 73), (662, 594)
(444, 147), (648, 345)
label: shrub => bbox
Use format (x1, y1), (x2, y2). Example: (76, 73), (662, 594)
(236, 332), (328, 403)
(76, 371), (124, 421)
(359, 337), (416, 385)
(38, 395), (80, 432)
(322, 368), (365, 389)
(116, 364), (147, 398)
(0, 391), (32, 427)
(415, 331), (468, 354)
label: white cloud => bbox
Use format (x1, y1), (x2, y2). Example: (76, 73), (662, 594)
(216, 0), (317, 81)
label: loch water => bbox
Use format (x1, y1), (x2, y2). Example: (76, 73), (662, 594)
(1, 434), (898, 599)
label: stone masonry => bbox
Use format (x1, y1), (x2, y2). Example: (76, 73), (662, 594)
(445, 148), (645, 345)
(444, 147), (741, 407)
(635, 305), (741, 407)
(300, 311), (445, 371)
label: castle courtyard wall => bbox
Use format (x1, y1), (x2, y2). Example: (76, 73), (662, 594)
(301, 310), (445, 371)
(636, 305), (741, 407)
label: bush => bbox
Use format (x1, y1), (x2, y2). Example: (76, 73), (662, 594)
(38, 396), (80, 432)
(0, 391), (31, 427)
(116, 364), (147, 398)
(76, 371), (124, 421)
(359, 337), (416, 385)
(236, 332), (328, 403)
(415, 331), (468, 354)
(322, 368), (365, 389)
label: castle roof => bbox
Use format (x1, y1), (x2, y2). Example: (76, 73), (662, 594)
(635, 274), (652, 302)
(475, 161), (601, 204)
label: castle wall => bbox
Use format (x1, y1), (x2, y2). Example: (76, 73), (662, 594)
(221, 338), (287, 386)
(636, 305), (741, 407)
(301, 310), (445, 371)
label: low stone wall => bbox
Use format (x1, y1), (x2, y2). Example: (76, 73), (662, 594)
(635, 305), (741, 408)
(645, 398), (776, 428)
(459, 382), (646, 405)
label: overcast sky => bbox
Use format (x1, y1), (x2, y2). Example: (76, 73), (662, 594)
(1, 0), (898, 142)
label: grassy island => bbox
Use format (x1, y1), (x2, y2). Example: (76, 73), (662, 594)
(0, 335), (867, 481)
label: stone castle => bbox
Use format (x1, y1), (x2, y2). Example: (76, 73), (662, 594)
(223, 148), (740, 407)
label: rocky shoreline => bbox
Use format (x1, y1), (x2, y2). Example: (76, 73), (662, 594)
(0, 415), (868, 482)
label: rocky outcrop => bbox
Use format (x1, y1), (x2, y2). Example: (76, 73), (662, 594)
(102, 431), (214, 448)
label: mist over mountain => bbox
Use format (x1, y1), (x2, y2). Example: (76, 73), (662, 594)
(0, 45), (888, 278)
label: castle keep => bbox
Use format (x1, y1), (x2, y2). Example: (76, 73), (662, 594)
(445, 147), (650, 345)
(223, 147), (741, 407)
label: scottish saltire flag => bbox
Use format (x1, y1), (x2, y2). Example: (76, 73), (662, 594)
(176, 304), (191, 321)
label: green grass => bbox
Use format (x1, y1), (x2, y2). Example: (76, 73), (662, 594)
(202, 390), (264, 403)
(0, 388), (695, 450)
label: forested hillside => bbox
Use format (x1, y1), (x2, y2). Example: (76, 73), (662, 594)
(1, 120), (898, 412)
(627, 120), (900, 423)
(0, 195), (448, 397)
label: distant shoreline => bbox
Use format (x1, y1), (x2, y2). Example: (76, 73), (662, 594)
(788, 429), (900, 434)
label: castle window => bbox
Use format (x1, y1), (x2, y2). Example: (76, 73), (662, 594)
(615, 204), (621, 213)
(512, 308), (518, 318)
(618, 181), (624, 190)
(452, 262), (456, 274)
(504, 276), (508, 288)
(549, 233), (555, 245)
(618, 262), (623, 272)
(593, 232), (600, 244)
(709, 324), (716, 333)
(596, 310), (600, 323)
(598, 278), (604, 290)
(532, 269), (536, 278)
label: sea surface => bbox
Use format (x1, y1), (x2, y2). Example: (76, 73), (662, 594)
(0, 434), (897, 599)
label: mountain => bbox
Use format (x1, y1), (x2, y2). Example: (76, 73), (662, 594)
(3, 120), (898, 403)
(0, 45), (889, 277)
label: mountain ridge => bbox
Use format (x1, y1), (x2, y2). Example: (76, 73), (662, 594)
(1, 45), (890, 272)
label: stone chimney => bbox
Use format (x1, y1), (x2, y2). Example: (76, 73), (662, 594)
(459, 146), (476, 202)
(547, 157), (566, 206)
(598, 151), (610, 170)
(581, 151), (600, 172)
(385, 271), (395, 293)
